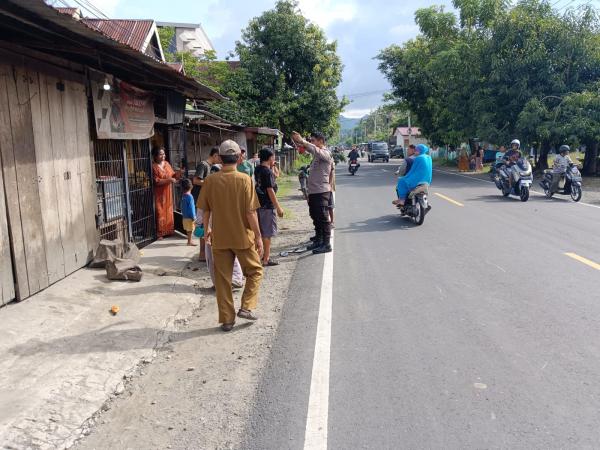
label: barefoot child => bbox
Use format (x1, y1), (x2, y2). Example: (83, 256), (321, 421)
(180, 179), (197, 246)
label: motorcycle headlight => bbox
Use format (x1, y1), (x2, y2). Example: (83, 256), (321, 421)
(520, 171), (531, 177)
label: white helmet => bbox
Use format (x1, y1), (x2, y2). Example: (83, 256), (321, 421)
(511, 139), (521, 148)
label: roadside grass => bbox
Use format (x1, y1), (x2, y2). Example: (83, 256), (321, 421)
(294, 153), (312, 170)
(433, 158), (457, 168)
(277, 174), (297, 219)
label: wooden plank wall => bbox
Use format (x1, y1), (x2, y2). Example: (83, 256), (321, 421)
(29, 70), (65, 285)
(0, 64), (32, 300)
(0, 63), (97, 301)
(0, 136), (15, 305)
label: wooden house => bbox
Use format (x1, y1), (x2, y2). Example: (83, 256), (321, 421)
(0, 0), (223, 305)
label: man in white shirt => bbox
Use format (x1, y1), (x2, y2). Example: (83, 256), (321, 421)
(552, 145), (574, 191)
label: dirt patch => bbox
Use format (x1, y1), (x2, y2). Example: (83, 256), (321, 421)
(74, 182), (313, 450)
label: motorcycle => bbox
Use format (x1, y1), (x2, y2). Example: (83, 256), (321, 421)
(493, 157), (533, 202)
(397, 183), (431, 226)
(348, 159), (359, 175)
(539, 163), (583, 202)
(298, 165), (309, 200)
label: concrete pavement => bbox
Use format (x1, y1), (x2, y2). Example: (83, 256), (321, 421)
(245, 160), (600, 449)
(0, 238), (202, 449)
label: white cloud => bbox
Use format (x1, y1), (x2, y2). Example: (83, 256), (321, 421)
(297, 0), (358, 29)
(342, 108), (371, 119)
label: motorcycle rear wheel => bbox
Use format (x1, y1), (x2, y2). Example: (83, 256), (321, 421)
(571, 185), (582, 202)
(413, 202), (425, 226)
(520, 186), (530, 202)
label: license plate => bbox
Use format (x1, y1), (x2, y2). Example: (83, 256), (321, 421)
(351, 164), (357, 167)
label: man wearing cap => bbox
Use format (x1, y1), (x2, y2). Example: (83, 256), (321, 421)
(291, 131), (333, 254)
(199, 140), (264, 332)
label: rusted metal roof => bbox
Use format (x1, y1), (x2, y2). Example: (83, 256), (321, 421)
(0, 0), (225, 101)
(55, 7), (80, 18)
(166, 62), (184, 73)
(81, 19), (153, 52)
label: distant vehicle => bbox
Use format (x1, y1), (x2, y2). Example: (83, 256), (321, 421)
(367, 141), (390, 163)
(391, 146), (404, 159)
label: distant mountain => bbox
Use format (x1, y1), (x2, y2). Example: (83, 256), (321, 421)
(339, 115), (362, 132)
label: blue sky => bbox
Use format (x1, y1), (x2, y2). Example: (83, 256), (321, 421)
(67, 0), (586, 118)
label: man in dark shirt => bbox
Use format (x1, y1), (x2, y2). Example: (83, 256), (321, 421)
(255, 148), (284, 266)
(192, 147), (219, 202)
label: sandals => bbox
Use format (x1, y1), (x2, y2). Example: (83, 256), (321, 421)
(263, 259), (279, 267)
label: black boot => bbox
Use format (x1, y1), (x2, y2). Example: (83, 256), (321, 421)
(307, 230), (323, 250)
(307, 239), (323, 251)
(312, 236), (332, 254)
(312, 244), (332, 254)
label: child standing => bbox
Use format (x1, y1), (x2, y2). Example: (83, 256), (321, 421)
(180, 179), (197, 246)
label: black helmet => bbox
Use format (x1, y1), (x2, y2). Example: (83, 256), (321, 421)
(559, 145), (570, 154)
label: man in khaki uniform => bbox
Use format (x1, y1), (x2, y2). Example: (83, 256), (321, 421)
(199, 140), (264, 332)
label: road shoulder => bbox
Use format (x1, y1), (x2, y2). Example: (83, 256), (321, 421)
(75, 186), (313, 450)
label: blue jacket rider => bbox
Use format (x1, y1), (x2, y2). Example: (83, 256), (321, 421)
(393, 144), (432, 206)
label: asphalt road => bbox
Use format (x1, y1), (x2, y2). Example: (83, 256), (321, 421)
(245, 160), (600, 449)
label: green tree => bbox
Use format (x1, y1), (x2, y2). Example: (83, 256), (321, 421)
(378, 0), (600, 173)
(234, 0), (347, 139)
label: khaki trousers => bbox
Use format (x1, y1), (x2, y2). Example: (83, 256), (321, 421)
(212, 246), (264, 324)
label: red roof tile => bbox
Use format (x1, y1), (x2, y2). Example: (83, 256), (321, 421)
(56, 7), (79, 17)
(81, 19), (154, 52)
(395, 127), (421, 136)
(166, 62), (183, 73)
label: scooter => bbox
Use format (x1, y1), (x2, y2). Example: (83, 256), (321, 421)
(298, 165), (309, 200)
(348, 159), (359, 175)
(493, 157), (533, 202)
(397, 184), (431, 226)
(539, 163), (583, 202)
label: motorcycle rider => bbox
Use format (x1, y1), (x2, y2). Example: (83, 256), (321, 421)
(551, 145), (574, 192)
(395, 144), (416, 176)
(348, 146), (361, 169)
(392, 144), (433, 207)
(502, 139), (522, 190)
(504, 139), (522, 161)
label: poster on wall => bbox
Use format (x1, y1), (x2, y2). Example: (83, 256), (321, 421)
(92, 79), (154, 140)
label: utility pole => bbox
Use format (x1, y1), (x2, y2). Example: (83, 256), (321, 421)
(407, 112), (412, 146)
(374, 112), (378, 137)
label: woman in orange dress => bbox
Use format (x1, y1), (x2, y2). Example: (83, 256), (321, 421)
(152, 147), (182, 239)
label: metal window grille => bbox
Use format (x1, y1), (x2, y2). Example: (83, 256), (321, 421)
(168, 126), (186, 213)
(94, 139), (128, 244)
(125, 140), (156, 247)
(94, 139), (156, 248)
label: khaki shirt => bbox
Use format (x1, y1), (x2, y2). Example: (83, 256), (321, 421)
(305, 142), (333, 194)
(198, 165), (260, 250)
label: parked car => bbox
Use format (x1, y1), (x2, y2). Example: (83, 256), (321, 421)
(391, 146), (404, 159)
(367, 142), (390, 162)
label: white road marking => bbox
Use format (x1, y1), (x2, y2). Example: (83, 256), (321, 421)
(304, 231), (334, 450)
(434, 168), (600, 209)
